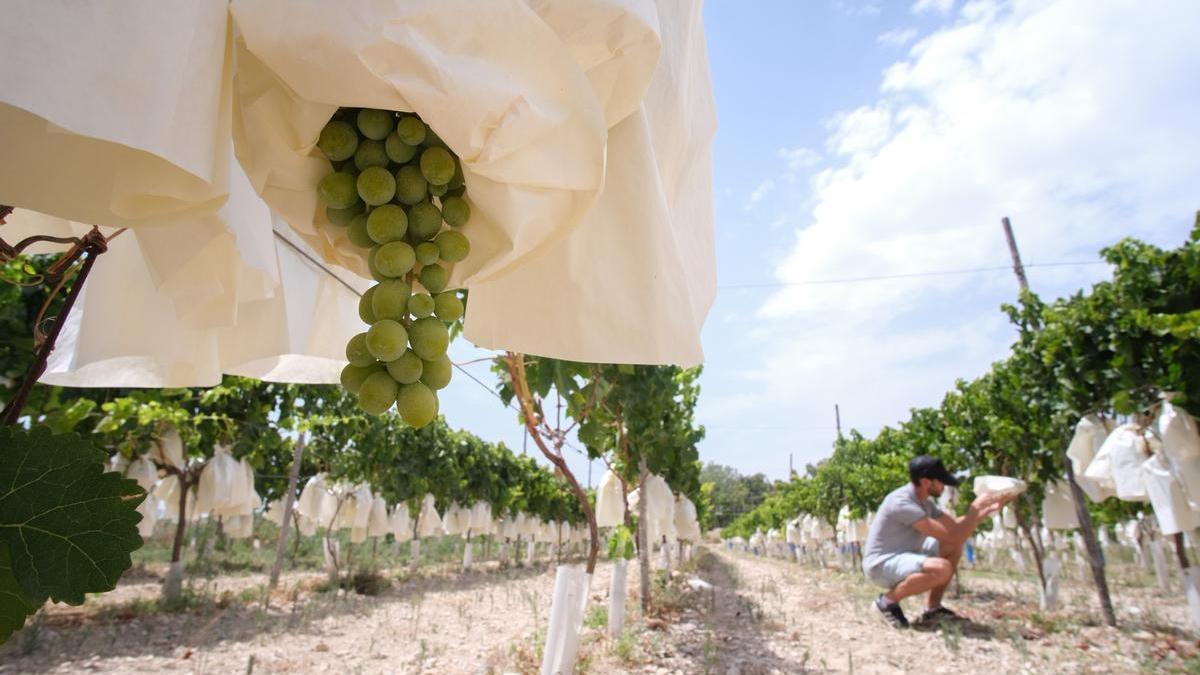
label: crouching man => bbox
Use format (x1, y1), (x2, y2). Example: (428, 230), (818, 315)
(862, 456), (1010, 628)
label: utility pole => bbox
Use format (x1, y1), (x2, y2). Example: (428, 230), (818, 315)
(1001, 216), (1116, 627)
(789, 453), (794, 478)
(1001, 217), (1030, 291)
(834, 404), (843, 441)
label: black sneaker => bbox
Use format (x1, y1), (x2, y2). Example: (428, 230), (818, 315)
(919, 606), (959, 623)
(875, 595), (909, 629)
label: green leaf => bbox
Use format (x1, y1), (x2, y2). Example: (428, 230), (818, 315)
(0, 545), (37, 643)
(0, 426), (145, 608)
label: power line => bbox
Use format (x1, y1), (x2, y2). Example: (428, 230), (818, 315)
(271, 229), (365, 298)
(717, 260), (1104, 291)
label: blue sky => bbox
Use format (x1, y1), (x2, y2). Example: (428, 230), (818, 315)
(440, 0), (1200, 485)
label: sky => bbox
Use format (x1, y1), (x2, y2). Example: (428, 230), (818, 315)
(438, 0), (1200, 485)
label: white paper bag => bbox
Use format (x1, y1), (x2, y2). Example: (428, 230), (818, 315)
(230, 0), (714, 365)
(1140, 454), (1200, 536)
(596, 470), (626, 529)
(1043, 480), (1080, 530)
(0, 1), (231, 230)
(1159, 403), (1200, 507)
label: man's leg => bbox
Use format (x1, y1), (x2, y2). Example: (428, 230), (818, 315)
(927, 539), (963, 609)
(886, 556), (953, 603)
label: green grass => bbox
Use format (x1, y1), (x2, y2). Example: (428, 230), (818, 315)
(584, 604), (608, 630)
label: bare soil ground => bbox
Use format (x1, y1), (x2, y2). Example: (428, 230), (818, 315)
(0, 559), (609, 675)
(2, 547), (1197, 674)
(576, 547), (1200, 674)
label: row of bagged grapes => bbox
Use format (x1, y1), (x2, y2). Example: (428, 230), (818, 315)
(319, 108), (471, 427)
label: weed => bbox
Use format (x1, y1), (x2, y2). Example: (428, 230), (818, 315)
(613, 626), (640, 663)
(941, 620), (964, 652)
(1029, 611), (1063, 634)
(584, 603), (608, 630)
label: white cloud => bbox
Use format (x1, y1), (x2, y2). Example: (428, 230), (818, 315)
(833, 1), (882, 18)
(744, 178), (776, 210)
(912, 0), (954, 14)
(826, 105), (892, 156)
(877, 27), (919, 47)
(710, 0), (1200, 476)
(766, 0), (1200, 321)
(778, 147), (822, 171)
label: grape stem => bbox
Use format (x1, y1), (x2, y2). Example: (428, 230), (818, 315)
(1, 225), (110, 425)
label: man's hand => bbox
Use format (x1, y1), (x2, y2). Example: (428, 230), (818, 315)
(969, 491), (1008, 519)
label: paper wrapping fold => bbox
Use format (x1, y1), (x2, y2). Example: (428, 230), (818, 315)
(19, 198), (368, 388)
(231, 0), (713, 365)
(8, 0), (714, 385)
(0, 1), (238, 308)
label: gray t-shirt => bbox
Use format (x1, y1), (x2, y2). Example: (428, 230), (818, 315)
(861, 483), (944, 572)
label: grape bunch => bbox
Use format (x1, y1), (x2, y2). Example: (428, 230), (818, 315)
(316, 108), (472, 428)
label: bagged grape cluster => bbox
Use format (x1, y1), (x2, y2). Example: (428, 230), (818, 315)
(317, 108), (471, 427)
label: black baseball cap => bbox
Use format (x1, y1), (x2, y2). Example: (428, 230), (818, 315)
(909, 455), (961, 486)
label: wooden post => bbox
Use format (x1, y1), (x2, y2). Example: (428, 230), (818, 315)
(1002, 216), (1116, 626)
(269, 432), (306, 590)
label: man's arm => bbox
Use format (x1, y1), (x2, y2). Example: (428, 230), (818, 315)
(912, 493), (1009, 546)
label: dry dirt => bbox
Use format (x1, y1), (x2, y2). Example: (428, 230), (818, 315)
(2, 547), (1197, 674)
(0, 559), (611, 674)
(577, 547), (1200, 674)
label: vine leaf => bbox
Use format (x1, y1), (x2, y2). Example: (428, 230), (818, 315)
(0, 546), (36, 643)
(0, 425), (145, 638)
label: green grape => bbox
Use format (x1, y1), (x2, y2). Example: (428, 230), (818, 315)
(358, 286), (377, 324)
(420, 147), (456, 186)
(366, 319), (409, 362)
(345, 332), (375, 367)
(354, 139), (390, 170)
(395, 165), (428, 205)
(434, 230), (470, 263)
(318, 171), (359, 209)
(396, 382), (437, 427)
(408, 317), (449, 360)
(415, 241), (440, 266)
(358, 371), (398, 414)
(429, 182), (449, 198)
(317, 120), (358, 161)
(371, 279), (411, 320)
(408, 201), (443, 240)
(440, 196), (470, 227)
(367, 247), (387, 282)
(385, 131), (418, 164)
(434, 292), (464, 322)
(420, 354), (452, 390)
(396, 116), (427, 146)
(347, 214), (374, 249)
(385, 349), (423, 385)
(366, 204), (408, 244)
(357, 109), (395, 141)
(409, 292), (435, 318)
(447, 159), (465, 190)
(357, 166), (396, 206)
(341, 363), (382, 394)
(326, 201), (364, 226)
(375, 241), (416, 277)
(419, 264), (449, 293)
